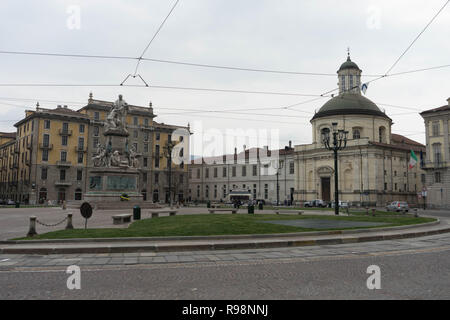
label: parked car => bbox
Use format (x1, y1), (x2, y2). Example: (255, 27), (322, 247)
(6, 199), (15, 205)
(331, 201), (350, 209)
(304, 199), (327, 208)
(0, 199), (5, 205)
(386, 201), (409, 212)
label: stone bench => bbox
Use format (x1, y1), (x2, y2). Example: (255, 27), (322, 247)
(112, 214), (132, 225)
(148, 209), (178, 218)
(274, 210), (304, 215)
(208, 208), (238, 214)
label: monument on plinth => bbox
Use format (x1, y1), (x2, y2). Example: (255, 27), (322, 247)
(83, 95), (151, 209)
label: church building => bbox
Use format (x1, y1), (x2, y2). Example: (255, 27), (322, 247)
(293, 55), (426, 207)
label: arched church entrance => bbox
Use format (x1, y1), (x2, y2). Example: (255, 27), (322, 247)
(317, 166), (333, 202)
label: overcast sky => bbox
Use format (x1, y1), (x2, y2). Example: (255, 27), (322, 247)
(0, 0), (449, 156)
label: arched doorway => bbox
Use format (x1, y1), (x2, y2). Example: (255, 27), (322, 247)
(317, 166), (333, 202)
(58, 188), (66, 203)
(39, 187), (47, 204)
(74, 188), (82, 200)
(153, 189), (159, 203)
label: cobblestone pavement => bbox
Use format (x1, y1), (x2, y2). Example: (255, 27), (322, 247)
(1, 233), (449, 270)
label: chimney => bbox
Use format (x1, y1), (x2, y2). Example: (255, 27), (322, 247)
(289, 140), (292, 149)
(447, 97), (450, 106)
(57, 105), (62, 108)
(63, 105), (68, 109)
(234, 147), (237, 155)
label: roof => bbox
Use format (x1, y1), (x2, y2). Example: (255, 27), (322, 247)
(0, 132), (17, 138)
(420, 100), (450, 116)
(311, 93), (390, 121)
(391, 134), (425, 148)
(370, 133), (425, 153)
(190, 146), (294, 165)
(14, 106), (89, 127)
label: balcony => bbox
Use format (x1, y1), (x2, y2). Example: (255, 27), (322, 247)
(58, 129), (73, 136)
(424, 160), (447, 169)
(55, 181), (72, 186)
(74, 146), (87, 153)
(39, 143), (53, 150)
(56, 161), (72, 167)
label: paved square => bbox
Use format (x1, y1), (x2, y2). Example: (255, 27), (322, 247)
(261, 219), (389, 229)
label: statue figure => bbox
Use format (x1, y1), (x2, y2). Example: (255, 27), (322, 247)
(110, 150), (121, 167)
(128, 144), (140, 168)
(92, 144), (108, 167)
(105, 95), (128, 133)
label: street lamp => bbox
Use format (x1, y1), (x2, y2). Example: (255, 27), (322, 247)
(163, 140), (176, 208)
(322, 122), (348, 215)
(274, 160), (284, 206)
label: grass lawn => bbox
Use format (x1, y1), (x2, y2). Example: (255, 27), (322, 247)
(16, 214), (435, 240)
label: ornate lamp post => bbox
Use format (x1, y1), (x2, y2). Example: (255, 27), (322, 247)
(322, 122), (348, 215)
(163, 140), (176, 208)
(274, 160), (284, 206)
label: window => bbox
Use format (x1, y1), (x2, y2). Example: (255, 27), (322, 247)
(214, 185), (217, 198)
(94, 112), (99, 120)
(134, 130), (138, 138)
(62, 122), (69, 132)
(155, 172), (159, 183)
(341, 75), (345, 91)
(353, 129), (361, 139)
(43, 134), (50, 147)
(143, 157), (148, 167)
(196, 169), (200, 179)
(242, 166), (246, 177)
(253, 165), (257, 176)
(379, 127), (386, 143)
(435, 172), (441, 183)
(156, 133), (160, 141)
(77, 169), (83, 181)
(421, 174), (426, 183)
(133, 117), (138, 125)
(289, 162), (294, 174)
(42, 149), (48, 161)
(349, 75), (353, 90)
(144, 132), (149, 141)
(60, 151), (67, 162)
(79, 124), (85, 133)
(432, 121), (440, 136)
(384, 183), (387, 191)
(433, 143), (442, 164)
(144, 143), (149, 153)
(133, 143), (138, 152)
(93, 137), (99, 149)
(44, 120), (50, 129)
(144, 118), (149, 126)
(61, 135), (68, 146)
(264, 184), (268, 200)
(205, 168), (209, 178)
(188, 169), (192, 179)
(78, 152), (84, 164)
(205, 185), (209, 199)
(155, 145), (160, 168)
(41, 167), (47, 180)
(223, 167), (227, 177)
(179, 174), (183, 184)
(60, 169), (66, 181)
(232, 166), (236, 177)
(94, 126), (99, 137)
(78, 137), (84, 150)
(214, 167), (218, 178)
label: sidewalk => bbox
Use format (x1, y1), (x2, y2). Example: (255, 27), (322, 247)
(1, 215), (449, 255)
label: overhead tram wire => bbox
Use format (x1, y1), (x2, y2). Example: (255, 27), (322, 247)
(384, 0), (450, 75)
(132, 0), (181, 77)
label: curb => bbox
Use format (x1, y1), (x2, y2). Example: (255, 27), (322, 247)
(0, 220), (440, 245)
(1, 225), (450, 255)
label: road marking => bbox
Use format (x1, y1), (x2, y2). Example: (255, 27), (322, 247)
(1, 259), (10, 262)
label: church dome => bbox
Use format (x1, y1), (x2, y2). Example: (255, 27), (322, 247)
(311, 92), (390, 120)
(338, 56), (360, 72)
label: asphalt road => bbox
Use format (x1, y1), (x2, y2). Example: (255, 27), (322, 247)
(1, 233), (449, 300)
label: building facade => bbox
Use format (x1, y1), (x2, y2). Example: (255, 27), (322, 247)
(189, 145), (295, 204)
(0, 94), (189, 204)
(293, 55), (426, 207)
(420, 98), (450, 209)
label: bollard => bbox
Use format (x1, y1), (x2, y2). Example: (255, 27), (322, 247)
(414, 208), (419, 218)
(62, 200), (67, 210)
(371, 208), (376, 217)
(66, 213), (74, 230)
(27, 216), (37, 237)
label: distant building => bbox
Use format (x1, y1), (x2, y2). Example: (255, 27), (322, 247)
(0, 95), (189, 204)
(189, 144), (295, 204)
(293, 55), (426, 206)
(420, 98), (450, 209)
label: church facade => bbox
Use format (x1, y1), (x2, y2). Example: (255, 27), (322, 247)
(293, 55), (426, 207)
